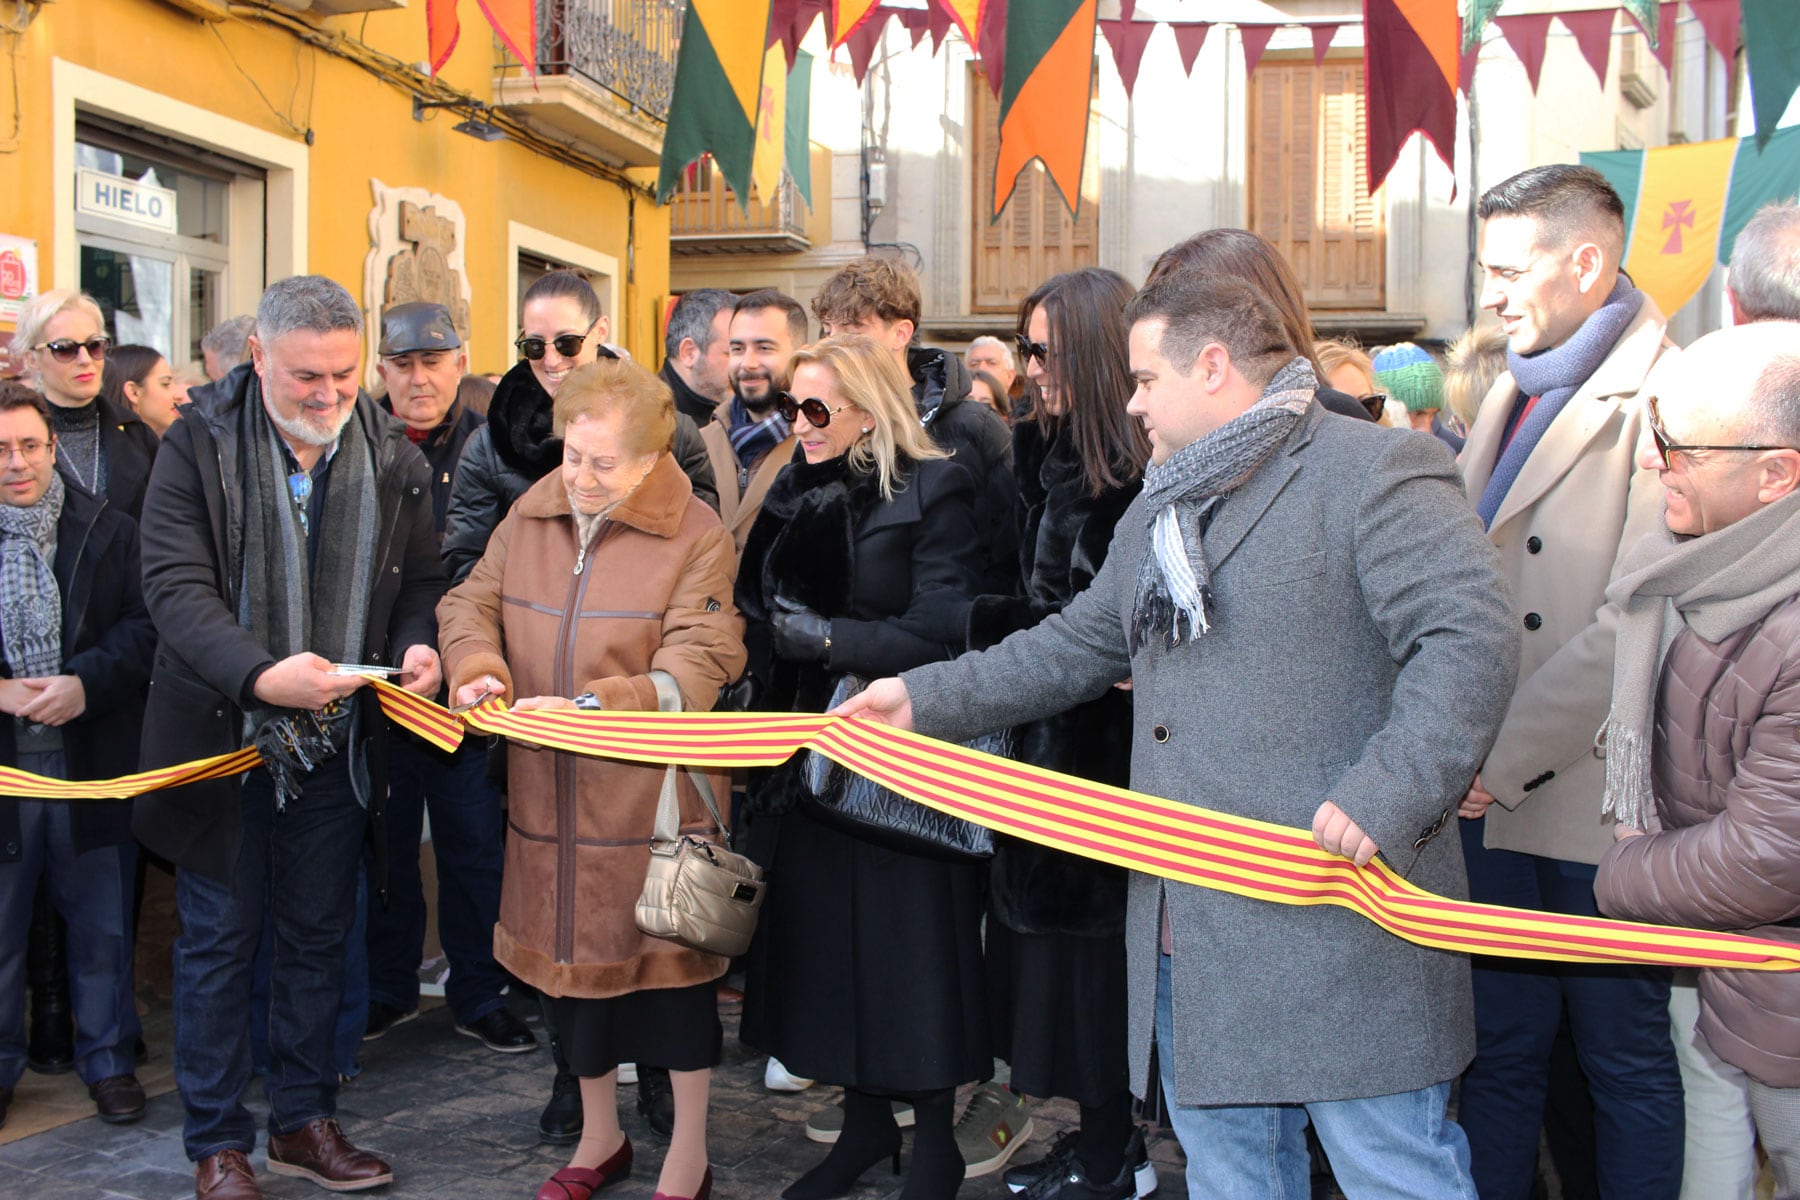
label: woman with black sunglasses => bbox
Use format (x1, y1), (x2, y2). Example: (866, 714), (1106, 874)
(931, 269), (1157, 1200)
(8, 290), (157, 519)
(736, 335), (990, 1200)
(441, 271), (717, 585)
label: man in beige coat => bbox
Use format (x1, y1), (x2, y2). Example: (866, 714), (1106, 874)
(1454, 164), (1682, 1199)
(700, 290), (805, 553)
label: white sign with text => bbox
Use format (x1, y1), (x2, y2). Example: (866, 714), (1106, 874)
(76, 168), (179, 234)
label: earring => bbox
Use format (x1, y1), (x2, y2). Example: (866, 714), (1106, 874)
(862, 426), (873, 434)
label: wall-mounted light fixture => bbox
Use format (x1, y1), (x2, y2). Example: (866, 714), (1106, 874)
(412, 97), (507, 143)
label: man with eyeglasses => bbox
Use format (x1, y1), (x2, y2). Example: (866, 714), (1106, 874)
(1456, 164), (1682, 1199)
(700, 289), (807, 553)
(0, 382), (156, 1133)
(132, 275), (446, 1200)
(1593, 323), (1800, 1198)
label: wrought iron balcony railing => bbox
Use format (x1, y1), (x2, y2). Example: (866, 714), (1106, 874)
(535, 0), (685, 122)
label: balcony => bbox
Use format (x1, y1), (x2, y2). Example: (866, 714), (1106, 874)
(671, 159), (812, 255)
(492, 0), (683, 167)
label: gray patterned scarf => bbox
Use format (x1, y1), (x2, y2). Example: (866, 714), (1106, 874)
(0, 470), (65, 690)
(1129, 356), (1316, 652)
(1600, 490), (1800, 831)
(238, 393), (378, 803)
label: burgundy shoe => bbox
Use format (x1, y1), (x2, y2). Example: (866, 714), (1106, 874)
(536, 1136), (633, 1199)
(195, 1149), (262, 1200)
(266, 1118), (393, 1192)
(654, 1166), (713, 1200)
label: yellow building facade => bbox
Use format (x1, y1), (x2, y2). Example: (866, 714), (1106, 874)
(0, 0), (676, 376)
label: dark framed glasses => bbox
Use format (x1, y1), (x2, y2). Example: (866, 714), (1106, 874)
(1357, 392), (1388, 420)
(33, 336), (111, 364)
(1645, 394), (1786, 470)
(775, 391), (853, 427)
(1013, 332), (1050, 366)
(514, 320), (599, 361)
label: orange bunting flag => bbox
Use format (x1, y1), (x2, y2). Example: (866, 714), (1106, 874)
(830, 0), (882, 46)
(426, 0), (537, 77)
(935, 0), (985, 45)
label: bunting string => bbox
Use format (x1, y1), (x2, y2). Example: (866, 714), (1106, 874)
(7, 678), (1798, 975)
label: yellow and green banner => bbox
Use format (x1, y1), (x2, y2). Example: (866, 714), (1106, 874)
(1582, 126), (1800, 316)
(657, 0), (775, 204)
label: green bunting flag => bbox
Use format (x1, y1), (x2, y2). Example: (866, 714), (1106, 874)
(657, 0), (774, 204)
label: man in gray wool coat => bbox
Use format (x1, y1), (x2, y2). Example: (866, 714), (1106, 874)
(837, 273), (1521, 1199)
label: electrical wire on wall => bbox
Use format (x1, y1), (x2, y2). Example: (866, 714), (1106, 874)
(227, 0), (657, 200)
(859, 29), (922, 271)
(0, 0), (34, 155)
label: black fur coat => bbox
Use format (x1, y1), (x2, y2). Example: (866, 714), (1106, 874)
(976, 420), (1140, 937)
(737, 452), (979, 818)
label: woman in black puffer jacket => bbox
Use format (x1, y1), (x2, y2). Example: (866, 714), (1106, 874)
(441, 271), (716, 585)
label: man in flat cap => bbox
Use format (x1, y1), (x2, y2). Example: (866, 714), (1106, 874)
(365, 302), (534, 1056)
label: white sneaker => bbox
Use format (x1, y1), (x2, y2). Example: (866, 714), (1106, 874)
(764, 1056), (816, 1092)
(417, 955), (449, 998)
(617, 1062), (638, 1085)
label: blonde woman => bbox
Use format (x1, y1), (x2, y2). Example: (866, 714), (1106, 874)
(1315, 338), (1408, 428)
(735, 336), (989, 1200)
(9, 290), (156, 516)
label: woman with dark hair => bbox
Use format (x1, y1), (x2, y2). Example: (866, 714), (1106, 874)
(98, 345), (183, 437)
(737, 336), (989, 1200)
(1144, 229), (1375, 424)
(942, 268), (1154, 1199)
(442, 270), (718, 585)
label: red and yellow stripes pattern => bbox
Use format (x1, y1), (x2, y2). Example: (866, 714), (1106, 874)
(7, 678), (1798, 974)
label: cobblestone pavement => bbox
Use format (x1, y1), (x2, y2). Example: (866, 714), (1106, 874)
(0, 996), (1192, 1200)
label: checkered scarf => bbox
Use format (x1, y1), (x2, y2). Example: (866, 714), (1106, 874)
(0, 470), (65, 693)
(1128, 357), (1315, 653)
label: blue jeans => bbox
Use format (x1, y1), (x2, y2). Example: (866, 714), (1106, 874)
(364, 738), (505, 1025)
(1154, 953), (1477, 1200)
(172, 757), (366, 1160)
(0, 753), (140, 1088)
(1457, 819), (1683, 1200)
(251, 870), (367, 1080)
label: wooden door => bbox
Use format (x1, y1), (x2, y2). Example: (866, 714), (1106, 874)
(1249, 59), (1385, 310)
(970, 67), (1100, 314)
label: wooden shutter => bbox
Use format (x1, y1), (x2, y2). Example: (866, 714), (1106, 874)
(970, 66), (1100, 314)
(1249, 59), (1385, 310)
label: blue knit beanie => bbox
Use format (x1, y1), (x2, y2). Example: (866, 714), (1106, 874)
(1372, 342), (1444, 414)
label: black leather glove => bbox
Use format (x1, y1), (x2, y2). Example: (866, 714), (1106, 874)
(771, 596), (833, 664)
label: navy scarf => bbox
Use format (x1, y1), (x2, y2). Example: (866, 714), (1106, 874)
(1477, 277), (1643, 528)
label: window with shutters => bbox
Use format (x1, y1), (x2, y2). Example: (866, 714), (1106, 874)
(969, 65), (1100, 314)
(1248, 58), (1385, 310)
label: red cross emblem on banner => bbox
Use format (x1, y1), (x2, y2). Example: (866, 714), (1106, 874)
(1661, 201), (1696, 254)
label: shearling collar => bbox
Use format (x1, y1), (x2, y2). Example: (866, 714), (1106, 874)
(514, 451), (693, 539)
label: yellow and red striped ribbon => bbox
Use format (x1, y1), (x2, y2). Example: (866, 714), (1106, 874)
(5, 677), (1796, 974)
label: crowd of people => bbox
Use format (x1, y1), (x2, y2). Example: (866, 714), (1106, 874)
(0, 165), (1797, 1200)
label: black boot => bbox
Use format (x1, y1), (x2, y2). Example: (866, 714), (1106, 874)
(26, 884), (73, 1075)
(901, 1090), (965, 1200)
(783, 1088), (904, 1200)
(539, 1071), (584, 1146)
(536, 993), (584, 1146)
(637, 1066), (675, 1138)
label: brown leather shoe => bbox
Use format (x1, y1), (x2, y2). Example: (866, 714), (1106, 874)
(195, 1149), (262, 1199)
(266, 1117), (393, 1192)
(89, 1073), (147, 1123)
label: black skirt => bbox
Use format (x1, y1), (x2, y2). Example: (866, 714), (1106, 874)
(984, 915), (1130, 1107)
(741, 805), (990, 1093)
(549, 979), (722, 1077)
